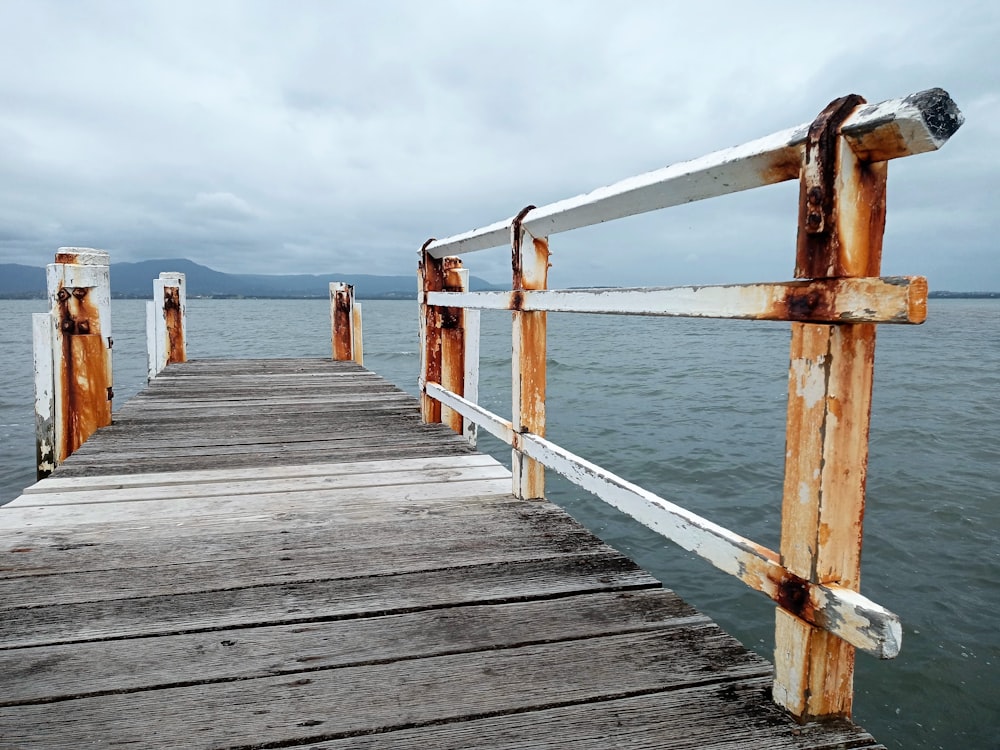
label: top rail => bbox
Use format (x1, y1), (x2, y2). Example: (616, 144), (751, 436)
(424, 89), (962, 258)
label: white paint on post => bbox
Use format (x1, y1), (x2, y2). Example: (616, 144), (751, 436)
(145, 300), (157, 382)
(424, 89), (962, 258)
(463, 307), (481, 446)
(352, 304), (364, 366)
(32, 313), (55, 478)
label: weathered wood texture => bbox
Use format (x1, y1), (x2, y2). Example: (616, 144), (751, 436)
(0, 359), (884, 749)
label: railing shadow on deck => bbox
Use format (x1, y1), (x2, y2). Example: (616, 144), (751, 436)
(415, 88), (963, 722)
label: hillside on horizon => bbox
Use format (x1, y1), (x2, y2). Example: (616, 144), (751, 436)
(0, 258), (502, 300)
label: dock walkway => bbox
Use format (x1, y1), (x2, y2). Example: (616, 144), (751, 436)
(1, 359), (884, 749)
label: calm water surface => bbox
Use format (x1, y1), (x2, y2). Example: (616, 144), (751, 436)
(0, 297), (997, 748)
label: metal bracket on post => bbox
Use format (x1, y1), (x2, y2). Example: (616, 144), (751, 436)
(775, 95), (889, 721)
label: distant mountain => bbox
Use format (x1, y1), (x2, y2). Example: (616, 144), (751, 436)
(0, 259), (503, 300)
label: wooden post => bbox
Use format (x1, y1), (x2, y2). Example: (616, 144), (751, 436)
(511, 208), (549, 500)
(773, 96), (888, 720)
(147, 273), (187, 381)
(440, 257), (467, 435)
(418, 245), (444, 424)
(33, 248), (113, 474)
(330, 282), (360, 362)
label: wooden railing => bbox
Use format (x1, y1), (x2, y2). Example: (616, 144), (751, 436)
(417, 88), (964, 721)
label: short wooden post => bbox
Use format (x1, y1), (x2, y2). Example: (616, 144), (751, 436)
(418, 245), (444, 424)
(147, 272), (187, 381)
(330, 282), (362, 363)
(33, 248), (113, 476)
(773, 96), (888, 720)
(511, 208), (549, 500)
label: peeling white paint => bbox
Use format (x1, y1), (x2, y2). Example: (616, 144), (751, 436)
(798, 480), (812, 506)
(427, 277), (925, 324)
(790, 356), (827, 408)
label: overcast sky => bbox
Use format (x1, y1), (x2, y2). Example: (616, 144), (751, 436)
(1, 0), (996, 289)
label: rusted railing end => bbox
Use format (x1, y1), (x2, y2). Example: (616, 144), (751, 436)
(844, 87), (964, 161)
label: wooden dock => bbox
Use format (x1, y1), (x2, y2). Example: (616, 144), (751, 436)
(1, 359), (885, 749)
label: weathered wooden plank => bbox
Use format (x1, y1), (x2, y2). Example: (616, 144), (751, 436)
(54, 436), (474, 467)
(73, 416), (463, 439)
(0, 519), (613, 606)
(1, 477), (513, 528)
(21, 454), (500, 494)
(0, 498), (583, 577)
(0, 553), (657, 648)
(0, 628), (769, 748)
(10, 463), (509, 507)
(1, 497), (530, 568)
(0, 588), (705, 705)
(49, 441), (478, 477)
(308, 681), (885, 750)
(108, 400), (421, 422)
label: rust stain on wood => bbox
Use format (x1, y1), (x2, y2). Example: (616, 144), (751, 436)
(332, 286), (354, 362)
(419, 250), (445, 424)
(163, 286), (186, 365)
(55, 284), (112, 461)
(441, 257), (466, 434)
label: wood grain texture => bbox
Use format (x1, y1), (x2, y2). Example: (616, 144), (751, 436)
(0, 357), (885, 748)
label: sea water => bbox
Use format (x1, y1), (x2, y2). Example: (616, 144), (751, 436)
(0, 297), (997, 748)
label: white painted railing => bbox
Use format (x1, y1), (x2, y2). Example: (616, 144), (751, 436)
(417, 89), (963, 721)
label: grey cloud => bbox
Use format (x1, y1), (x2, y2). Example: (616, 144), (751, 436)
(0, 0), (994, 289)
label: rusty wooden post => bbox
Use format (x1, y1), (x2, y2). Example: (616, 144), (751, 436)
(439, 257), (468, 435)
(773, 96), (889, 720)
(330, 282), (360, 362)
(511, 207), (549, 500)
(147, 272), (187, 381)
(33, 248), (113, 476)
(418, 243), (444, 424)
